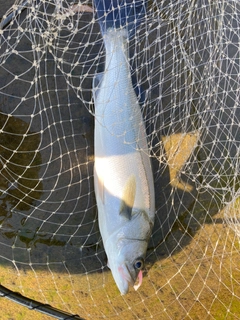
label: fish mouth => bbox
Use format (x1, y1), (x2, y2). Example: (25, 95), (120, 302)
(117, 264), (143, 294)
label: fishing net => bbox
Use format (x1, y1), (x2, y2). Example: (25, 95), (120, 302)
(0, 0), (239, 319)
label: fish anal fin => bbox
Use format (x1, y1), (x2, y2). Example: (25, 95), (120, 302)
(92, 72), (104, 101)
(119, 175), (136, 220)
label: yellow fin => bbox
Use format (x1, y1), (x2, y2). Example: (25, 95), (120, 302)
(120, 174), (136, 220)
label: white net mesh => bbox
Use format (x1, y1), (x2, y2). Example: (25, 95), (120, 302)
(0, 0), (240, 319)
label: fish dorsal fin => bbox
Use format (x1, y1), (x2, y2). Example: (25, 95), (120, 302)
(92, 72), (103, 101)
(120, 174), (136, 220)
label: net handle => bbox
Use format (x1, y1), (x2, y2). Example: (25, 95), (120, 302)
(0, 0), (30, 30)
(0, 284), (85, 320)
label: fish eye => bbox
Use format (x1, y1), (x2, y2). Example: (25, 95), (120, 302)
(134, 258), (144, 270)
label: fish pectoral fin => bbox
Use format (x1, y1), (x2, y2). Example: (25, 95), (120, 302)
(119, 201), (133, 220)
(119, 175), (136, 220)
(92, 72), (104, 101)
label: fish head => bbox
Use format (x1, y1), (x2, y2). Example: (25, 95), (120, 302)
(105, 212), (152, 295)
(106, 236), (148, 295)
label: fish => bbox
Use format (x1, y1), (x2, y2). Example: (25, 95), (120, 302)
(93, 0), (155, 295)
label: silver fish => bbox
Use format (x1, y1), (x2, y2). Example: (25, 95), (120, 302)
(93, 28), (155, 295)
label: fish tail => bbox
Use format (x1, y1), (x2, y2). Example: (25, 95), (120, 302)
(94, 0), (147, 38)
